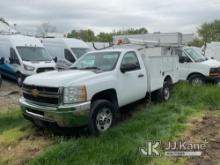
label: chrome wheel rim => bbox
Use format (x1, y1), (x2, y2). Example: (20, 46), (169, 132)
(164, 87), (170, 100)
(17, 77), (22, 86)
(96, 108), (112, 132)
(191, 78), (203, 86)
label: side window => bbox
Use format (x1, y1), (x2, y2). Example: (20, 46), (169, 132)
(121, 52), (140, 71)
(10, 48), (20, 65)
(177, 49), (191, 63)
(64, 49), (76, 63)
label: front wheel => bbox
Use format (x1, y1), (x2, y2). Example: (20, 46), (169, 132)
(16, 73), (24, 87)
(188, 75), (204, 86)
(88, 100), (116, 135)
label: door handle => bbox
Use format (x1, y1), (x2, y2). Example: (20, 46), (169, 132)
(138, 74), (144, 78)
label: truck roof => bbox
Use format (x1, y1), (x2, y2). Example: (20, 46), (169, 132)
(0, 34), (43, 47)
(42, 38), (89, 49)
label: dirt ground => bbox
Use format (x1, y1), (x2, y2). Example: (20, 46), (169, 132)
(0, 78), (55, 165)
(0, 78), (21, 112)
(183, 109), (220, 165)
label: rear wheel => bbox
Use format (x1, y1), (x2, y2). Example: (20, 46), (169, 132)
(188, 74), (204, 86)
(88, 100), (116, 135)
(16, 73), (23, 87)
(156, 81), (171, 102)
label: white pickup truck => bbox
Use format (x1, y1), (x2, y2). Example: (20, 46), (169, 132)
(19, 47), (179, 134)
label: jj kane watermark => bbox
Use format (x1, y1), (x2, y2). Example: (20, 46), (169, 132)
(139, 140), (208, 157)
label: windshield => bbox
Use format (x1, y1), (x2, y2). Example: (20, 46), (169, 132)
(184, 48), (206, 62)
(71, 48), (90, 58)
(72, 51), (120, 71)
(16, 47), (52, 61)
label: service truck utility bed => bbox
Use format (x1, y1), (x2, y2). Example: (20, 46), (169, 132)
(140, 47), (179, 92)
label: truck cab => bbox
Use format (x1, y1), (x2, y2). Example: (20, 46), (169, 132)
(0, 35), (56, 86)
(20, 47), (178, 134)
(178, 46), (220, 84)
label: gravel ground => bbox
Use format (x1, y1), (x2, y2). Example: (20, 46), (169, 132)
(0, 78), (21, 112)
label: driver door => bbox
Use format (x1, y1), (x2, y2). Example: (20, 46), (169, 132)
(118, 51), (147, 106)
(177, 49), (191, 80)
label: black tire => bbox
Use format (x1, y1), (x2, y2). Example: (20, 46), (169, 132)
(16, 72), (23, 87)
(188, 74), (205, 85)
(156, 81), (171, 102)
(88, 100), (116, 135)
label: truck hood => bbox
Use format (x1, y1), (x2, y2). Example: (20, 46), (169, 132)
(24, 70), (96, 87)
(200, 59), (220, 68)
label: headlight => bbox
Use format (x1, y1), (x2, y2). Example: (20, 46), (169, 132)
(63, 86), (87, 104)
(24, 64), (35, 71)
(209, 68), (220, 77)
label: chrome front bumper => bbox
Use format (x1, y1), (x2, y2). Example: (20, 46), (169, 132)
(19, 97), (91, 127)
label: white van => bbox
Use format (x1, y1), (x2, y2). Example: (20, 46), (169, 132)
(202, 42), (220, 61)
(0, 34), (56, 86)
(113, 33), (220, 85)
(42, 38), (90, 69)
(177, 46), (220, 84)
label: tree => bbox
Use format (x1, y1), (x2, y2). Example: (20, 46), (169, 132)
(189, 38), (204, 47)
(38, 22), (56, 37)
(68, 27), (148, 42)
(198, 20), (220, 43)
(67, 29), (96, 42)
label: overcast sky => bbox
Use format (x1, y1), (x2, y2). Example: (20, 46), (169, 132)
(1, 0), (220, 34)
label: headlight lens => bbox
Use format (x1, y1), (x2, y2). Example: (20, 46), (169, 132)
(24, 64), (35, 71)
(209, 68), (220, 77)
(63, 86), (87, 104)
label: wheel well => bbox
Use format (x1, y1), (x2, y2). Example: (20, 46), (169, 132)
(187, 73), (205, 80)
(16, 71), (21, 76)
(91, 89), (118, 109)
(164, 75), (172, 84)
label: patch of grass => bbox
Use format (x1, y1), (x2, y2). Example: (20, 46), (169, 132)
(0, 110), (28, 133)
(28, 83), (220, 165)
(0, 125), (32, 146)
(0, 109), (31, 146)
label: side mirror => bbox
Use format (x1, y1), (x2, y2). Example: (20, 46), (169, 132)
(179, 56), (185, 63)
(121, 63), (137, 73)
(0, 57), (5, 64)
(9, 57), (14, 64)
(53, 57), (58, 63)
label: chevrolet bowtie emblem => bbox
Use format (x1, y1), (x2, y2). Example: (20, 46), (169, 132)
(31, 89), (39, 97)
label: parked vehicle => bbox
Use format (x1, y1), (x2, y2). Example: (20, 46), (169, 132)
(177, 46), (220, 85)
(113, 33), (220, 85)
(202, 42), (220, 61)
(42, 38), (90, 69)
(19, 38), (179, 134)
(0, 34), (56, 86)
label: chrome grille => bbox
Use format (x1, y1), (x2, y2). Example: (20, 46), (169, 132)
(22, 84), (62, 106)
